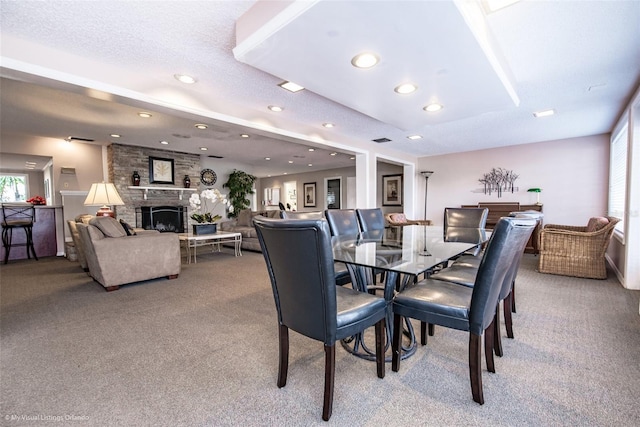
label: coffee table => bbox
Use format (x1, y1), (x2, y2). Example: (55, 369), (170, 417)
(179, 232), (242, 263)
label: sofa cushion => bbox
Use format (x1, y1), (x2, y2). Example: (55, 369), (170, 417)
(586, 216), (609, 232)
(236, 209), (253, 227)
(90, 216), (127, 238)
(234, 226), (258, 239)
(75, 214), (94, 225)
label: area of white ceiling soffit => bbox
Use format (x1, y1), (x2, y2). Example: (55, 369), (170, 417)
(233, 0), (519, 132)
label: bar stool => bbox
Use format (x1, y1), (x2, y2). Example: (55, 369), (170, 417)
(1, 204), (38, 264)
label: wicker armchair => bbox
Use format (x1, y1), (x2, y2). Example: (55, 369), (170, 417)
(537, 216), (620, 279)
(385, 213), (431, 226)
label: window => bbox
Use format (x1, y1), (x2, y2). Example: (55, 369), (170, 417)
(0, 173), (28, 202)
(608, 124), (627, 235)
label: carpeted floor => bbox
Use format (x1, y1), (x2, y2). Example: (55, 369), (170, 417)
(1, 251), (639, 426)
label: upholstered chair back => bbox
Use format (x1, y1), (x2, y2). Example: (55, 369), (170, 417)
(325, 209), (360, 236)
(356, 208), (385, 232)
(444, 207), (489, 229)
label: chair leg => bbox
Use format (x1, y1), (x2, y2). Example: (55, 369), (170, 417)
(469, 333), (484, 405)
(484, 320), (496, 373)
(419, 322), (435, 345)
(323, 344), (336, 421)
(2, 227), (11, 264)
(375, 318), (385, 379)
(504, 292), (514, 339)
(277, 324), (289, 388)
(511, 281), (516, 313)
(493, 304), (503, 357)
(391, 313), (403, 372)
(25, 226), (38, 260)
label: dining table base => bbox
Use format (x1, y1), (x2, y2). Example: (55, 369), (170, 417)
(340, 267), (418, 361)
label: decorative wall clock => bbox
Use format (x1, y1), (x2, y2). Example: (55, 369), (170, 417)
(200, 168), (217, 186)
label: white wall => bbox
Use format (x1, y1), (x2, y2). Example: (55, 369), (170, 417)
(418, 134), (609, 226)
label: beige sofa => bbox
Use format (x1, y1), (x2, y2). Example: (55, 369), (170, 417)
(218, 209), (280, 252)
(76, 216), (181, 291)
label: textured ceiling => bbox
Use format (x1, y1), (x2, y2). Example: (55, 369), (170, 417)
(0, 0), (639, 176)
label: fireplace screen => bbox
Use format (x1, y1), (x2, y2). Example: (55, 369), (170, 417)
(140, 206), (185, 233)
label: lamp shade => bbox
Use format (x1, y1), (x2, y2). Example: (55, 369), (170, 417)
(84, 182), (124, 217)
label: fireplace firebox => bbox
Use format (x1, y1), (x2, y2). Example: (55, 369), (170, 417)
(139, 206), (185, 233)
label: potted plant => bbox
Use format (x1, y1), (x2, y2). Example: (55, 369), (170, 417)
(188, 188), (228, 234)
(223, 169), (257, 218)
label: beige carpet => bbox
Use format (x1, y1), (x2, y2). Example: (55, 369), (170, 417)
(1, 250), (639, 426)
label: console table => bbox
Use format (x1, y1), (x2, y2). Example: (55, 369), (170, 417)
(461, 202), (543, 254)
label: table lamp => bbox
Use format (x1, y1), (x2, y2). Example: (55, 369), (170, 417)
(84, 182), (125, 218)
(527, 188), (542, 205)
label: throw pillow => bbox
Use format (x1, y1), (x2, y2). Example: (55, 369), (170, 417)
(119, 219), (137, 236)
(586, 217), (609, 232)
(236, 209), (253, 227)
(89, 216), (127, 238)
(390, 213), (406, 223)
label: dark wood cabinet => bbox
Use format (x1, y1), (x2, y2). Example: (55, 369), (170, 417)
(461, 203), (543, 254)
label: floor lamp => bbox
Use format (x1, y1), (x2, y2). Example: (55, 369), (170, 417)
(419, 171), (434, 256)
(420, 171), (434, 222)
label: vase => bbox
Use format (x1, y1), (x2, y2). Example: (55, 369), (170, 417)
(132, 171), (141, 186)
(183, 175), (191, 188)
(192, 223), (217, 235)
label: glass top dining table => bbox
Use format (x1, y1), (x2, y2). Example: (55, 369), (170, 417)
(331, 225), (490, 360)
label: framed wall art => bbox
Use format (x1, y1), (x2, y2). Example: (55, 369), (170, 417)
(382, 174), (403, 206)
(303, 182), (316, 207)
(149, 157), (174, 184)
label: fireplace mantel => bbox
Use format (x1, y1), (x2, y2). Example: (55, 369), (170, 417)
(128, 186), (197, 200)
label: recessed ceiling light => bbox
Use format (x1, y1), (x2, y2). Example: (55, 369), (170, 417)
(423, 103), (443, 112)
(194, 124), (208, 129)
(308, 164), (313, 167)
(240, 134), (250, 138)
(288, 160), (293, 164)
(160, 140), (169, 145)
(351, 52), (379, 69)
(308, 148), (315, 152)
(322, 123), (335, 128)
(278, 81), (305, 93)
(174, 74), (197, 84)
(110, 134), (121, 138)
(330, 152), (337, 156)
(138, 112), (152, 118)
(25, 161), (37, 165)
(350, 156), (356, 160)
(407, 135), (423, 140)
(200, 147), (208, 151)
(268, 105), (284, 112)
(533, 109), (555, 118)
(265, 157), (271, 161)
(394, 83), (418, 94)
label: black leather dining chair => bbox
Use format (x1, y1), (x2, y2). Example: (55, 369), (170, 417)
(429, 218), (535, 356)
(356, 208), (385, 232)
(325, 209), (360, 235)
(281, 210), (351, 286)
(253, 217), (387, 421)
(325, 209), (362, 287)
(391, 217), (535, 405)
(1, 203), (38, 264)
(444, 207), (489, 257)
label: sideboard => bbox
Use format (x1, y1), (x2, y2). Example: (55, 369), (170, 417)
(461, 202), (543, 254)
